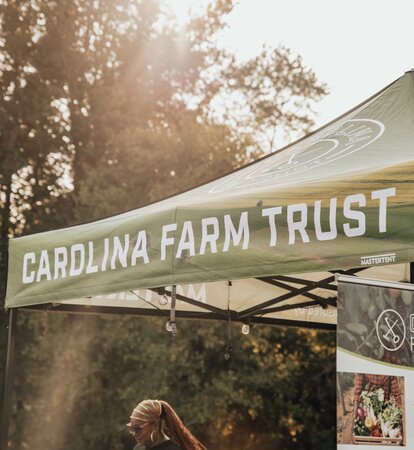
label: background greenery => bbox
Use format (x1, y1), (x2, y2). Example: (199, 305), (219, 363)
(0, 1), (335, 449)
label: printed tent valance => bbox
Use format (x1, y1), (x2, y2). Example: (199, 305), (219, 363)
(5, 71), (414, 329)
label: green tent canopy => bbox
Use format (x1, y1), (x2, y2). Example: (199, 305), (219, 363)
(4, 70), (414, 330)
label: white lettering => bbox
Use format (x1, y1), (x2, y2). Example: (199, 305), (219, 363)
(54, 247), (68, 279)
(176, 221), (195, 259)
(70, 244), (85, 277)
(86, 242), (98, 274)
(36, 250), (51, 282)
(314, 198), (337, 241)
(360, 253), (396, 266)
(111, 235), (129, 269)
(101, 238), (109, 272)
(262, 207), (283, 246)
(287, 203), (309, 244)
(372, 187), (396, 233)
(223, 212), (249, 252)
(172, 283), (208, 304)
(131, 231), (149, 265)
(200, 217), (220, 255)
(187, 283), (207, 304)
(161, 223), (177, 261)
(343, 193), (366, 237)
(22, 252), (36, 284)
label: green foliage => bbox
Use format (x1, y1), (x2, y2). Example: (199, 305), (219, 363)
(199, 45), (327, 152)
(0, 1), (334, 450)
(10, 312), (335, 450)
(75, 115), (253, 221)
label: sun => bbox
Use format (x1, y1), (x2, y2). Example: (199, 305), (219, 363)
(161, 0), (193, 25)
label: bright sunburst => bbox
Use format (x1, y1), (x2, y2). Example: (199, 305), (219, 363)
(162, 0), (193, 25)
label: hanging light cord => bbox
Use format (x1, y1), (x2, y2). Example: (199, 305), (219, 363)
(224, 281), (233, 360)
(166, 285), (177, 336)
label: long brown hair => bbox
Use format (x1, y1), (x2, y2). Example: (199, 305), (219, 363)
(159, 400), (207, 450)
(131, 399), (207, 450)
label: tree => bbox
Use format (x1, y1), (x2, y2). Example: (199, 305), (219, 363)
(1, 1), (334, 450)
(74, 113), (253, 222)
(10, 312), (335, 450)
(199, 45), (327, 153)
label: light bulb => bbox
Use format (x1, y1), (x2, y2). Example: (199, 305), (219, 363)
(158, 294), (168, 306)
(241, 323), (250, 335)
(166, 320), (173, 332)
(224, 344), (232, 360)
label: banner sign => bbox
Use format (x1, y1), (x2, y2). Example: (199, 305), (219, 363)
(337, 276), (414, 448)
(6, 72), (414, 309)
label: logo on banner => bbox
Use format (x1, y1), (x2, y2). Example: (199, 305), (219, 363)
(376, 309), (406, 351)
(208, 118), (385, 193)
(360, 252), (396, 266)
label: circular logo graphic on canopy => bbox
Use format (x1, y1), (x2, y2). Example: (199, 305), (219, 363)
(376, 309), (406, 352)
(208, 118), (385, 193)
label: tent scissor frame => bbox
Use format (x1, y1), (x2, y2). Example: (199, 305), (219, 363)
(3, 70), (414, 449)
(3, 264), (413, 449)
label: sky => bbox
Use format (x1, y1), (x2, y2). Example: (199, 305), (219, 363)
(167, 0), (414, 128)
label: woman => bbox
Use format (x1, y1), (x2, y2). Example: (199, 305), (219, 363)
(127, 399), (207, 450)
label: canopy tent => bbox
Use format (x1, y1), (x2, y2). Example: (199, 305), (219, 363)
(4, 70), (414, 330)
(2, 70), (414, 450)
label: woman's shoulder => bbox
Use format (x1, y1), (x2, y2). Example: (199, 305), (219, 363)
(133, 444), (144, 450)
(151, 440), (182, 450)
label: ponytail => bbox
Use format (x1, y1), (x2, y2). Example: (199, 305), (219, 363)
(160, 401), (207, 450)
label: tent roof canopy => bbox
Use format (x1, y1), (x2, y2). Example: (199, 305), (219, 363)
(5, 71), (414, 329)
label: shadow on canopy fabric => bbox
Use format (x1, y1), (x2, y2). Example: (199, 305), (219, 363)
(4, 70), (414, 329)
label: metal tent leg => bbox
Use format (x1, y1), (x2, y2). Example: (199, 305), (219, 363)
(410, 262), (414, 284)
(1, 309), (17, 450)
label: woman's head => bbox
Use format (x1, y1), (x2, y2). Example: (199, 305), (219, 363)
(127, 399), (163, 447)
(127, 399), (207, 450)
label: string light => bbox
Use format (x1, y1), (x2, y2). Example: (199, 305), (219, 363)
(224, 343), (232, 360)
(166, 285), (177, 336)
(241, 323), (250, 335)
(223, 281), (233, 359)
(158, 294), (168, 306)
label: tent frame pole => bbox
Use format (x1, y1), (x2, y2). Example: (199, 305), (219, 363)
(0, 265), (409, 449)
(1, 308), (17, 450)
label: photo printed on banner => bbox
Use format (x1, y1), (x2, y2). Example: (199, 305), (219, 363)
(337, 282), (414, 368)
(337, 372), (405, 446)
(337, 279), (414, 448)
